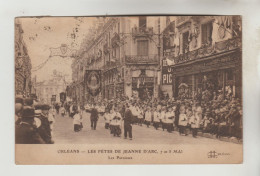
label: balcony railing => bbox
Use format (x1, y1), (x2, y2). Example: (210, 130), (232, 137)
(132, 27), (153, 38)
(172, 37), (241, 65)
(103, 60), (120, 71)
(125, 54), (158, 64)
(176, 16), (191, 27)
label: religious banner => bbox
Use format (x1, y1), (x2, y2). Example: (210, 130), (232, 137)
(84, 70), (102, 96)
(59, 92), (66, 102)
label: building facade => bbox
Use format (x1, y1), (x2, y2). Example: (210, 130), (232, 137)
(163, 16), (242, 100)
(15, 20), (32, 97)
(69, 16), (242, 104)
(70, 16), (168, 104)
(35, 70), (68, 104)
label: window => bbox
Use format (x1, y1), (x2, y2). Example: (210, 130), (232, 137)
(137, 40), (148, 56)
(201, 22), (213, 45)
(112, 48), (116, 58)
(139, 16), (147, 28)
(226, 70), (233, 80)
(182, 31), (189, 53)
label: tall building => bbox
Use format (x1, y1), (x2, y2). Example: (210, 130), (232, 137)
(162, 16), (242, 100)
(70, 16), (165, 104)
(69, 16), (242, 104)
(15, 19), (32, 97)
(35, 70), (68, 104)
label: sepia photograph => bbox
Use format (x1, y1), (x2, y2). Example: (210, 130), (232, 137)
(15, 15), (243, 164)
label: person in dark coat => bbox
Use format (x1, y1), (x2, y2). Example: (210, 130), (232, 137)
(15, 106), (45, 144)
(15, 96), (24, 125)
(123, 103), (133, 140)
(174, 102), (180, 130)
(90, 103), (99, 130)
(38, 104), (54, 144)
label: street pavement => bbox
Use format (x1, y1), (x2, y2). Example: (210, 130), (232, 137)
(52, 111), (242, 147)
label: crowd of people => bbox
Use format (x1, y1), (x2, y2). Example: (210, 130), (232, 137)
(15, 89), (242, 144)
(81, 91), (242, 141)
(15, 96), (56, 144)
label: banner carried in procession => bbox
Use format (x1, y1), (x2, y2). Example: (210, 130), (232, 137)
(84, 70), (102, 96)
(60, 92), (66, 102)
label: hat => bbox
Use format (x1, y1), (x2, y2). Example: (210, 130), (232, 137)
(15, 103), (23, 114)
(24, 98), (34, 106)
(21, 106), (35, 118)
(34, 104), (42, 110)
(15, 97), (24, 105)
(34, 109), (42, 117)
(42, 104), (50, 110)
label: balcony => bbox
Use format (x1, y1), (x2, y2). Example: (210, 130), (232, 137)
(172, 37), (241, 65)
(176, 16), (191, 27)
(103, 60), (120, 71)
(132, 27), (153, 39)
(125, 54), (158, 65)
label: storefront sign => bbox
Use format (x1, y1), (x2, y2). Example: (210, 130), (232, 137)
(162, 59), (172, 85)
(84, 70), (102, 96)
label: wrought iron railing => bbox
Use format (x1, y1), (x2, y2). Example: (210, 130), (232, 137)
(132, 27), (153, 38)
(125, 54), (158, 64)
(172, 37), (241, 65)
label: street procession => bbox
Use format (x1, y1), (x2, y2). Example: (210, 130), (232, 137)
(15, 16), (242, 145)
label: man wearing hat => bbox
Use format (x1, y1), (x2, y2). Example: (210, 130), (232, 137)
(15, 106), (45, 144)
(15, 96), (24, 125)
(123, 103), (133, 140)
(38, 104), (54, 144)
(90, 103), (99, 130)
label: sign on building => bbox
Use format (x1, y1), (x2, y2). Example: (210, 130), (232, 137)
(162, 59), (172, 85)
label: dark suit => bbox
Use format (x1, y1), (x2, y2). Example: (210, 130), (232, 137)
(123, 109), (133, 139)
(38, 115), (52, 144)
(90, 108), (99, 130)
(15, 122), (45, 144)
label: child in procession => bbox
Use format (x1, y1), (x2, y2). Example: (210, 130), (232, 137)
(73, 109), (82, 132)
(178, 104), (188, 135)
(111, 107), (122, 137)
(144, 106), (152, 128)
(165, 106), (175, 133)
(160, 106), (167, 131)
(104, 108), (111, 129)
(153, 107), (161, 130)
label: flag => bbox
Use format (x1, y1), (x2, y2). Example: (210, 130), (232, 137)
(50, 44), (77, 58)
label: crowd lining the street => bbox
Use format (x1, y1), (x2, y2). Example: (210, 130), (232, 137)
(15, 87), (242, 143)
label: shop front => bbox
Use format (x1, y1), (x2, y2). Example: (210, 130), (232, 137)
(172, 50), (242, 100)
(132, 74), (154, 100)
